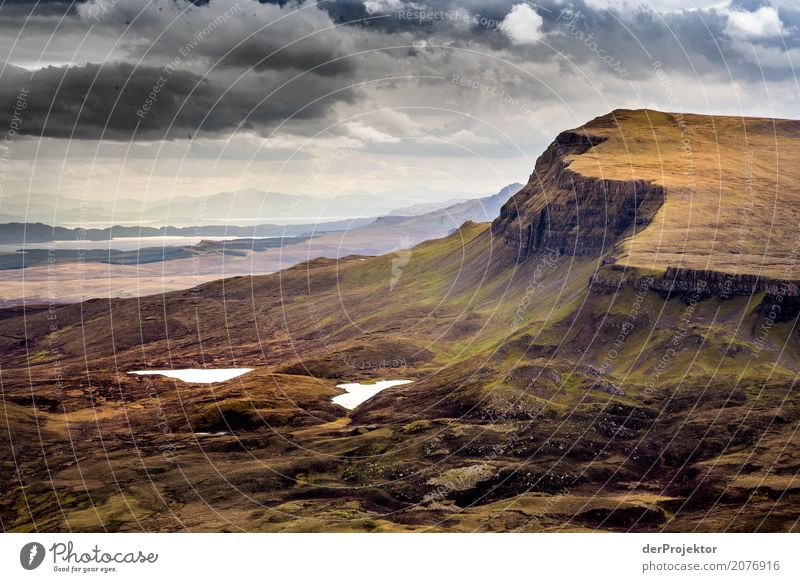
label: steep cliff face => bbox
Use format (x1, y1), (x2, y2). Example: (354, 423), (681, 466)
(494, 108), (800, 297)
(491, 128), (665, 259)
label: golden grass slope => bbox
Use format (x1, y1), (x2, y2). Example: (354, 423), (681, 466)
(569, 109), (800, 278)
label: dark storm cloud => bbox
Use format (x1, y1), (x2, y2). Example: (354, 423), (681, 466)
(0, 0), (81, 5)
(320, 0), (800, 81)
(541, 1), (799, 82)
(2, 0), (799, 143)
(219, 43), (354, 75)
(0, 62), (357, 139)
(0, 0), (80, 17)
(79, 0), (365, 74)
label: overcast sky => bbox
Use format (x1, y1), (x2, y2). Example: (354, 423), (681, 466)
(0, 0), (798, 203)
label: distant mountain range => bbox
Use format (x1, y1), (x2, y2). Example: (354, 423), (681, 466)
(0, 219), (373, 244)
(0, 184), (522, 245)
(0, 186), (499, 227)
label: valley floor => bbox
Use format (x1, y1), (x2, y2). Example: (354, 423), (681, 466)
(1, 223), (798, 532)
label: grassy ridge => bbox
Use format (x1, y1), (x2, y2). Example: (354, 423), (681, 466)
(569, 109), (800, 278)
(2, 111), (799, 532)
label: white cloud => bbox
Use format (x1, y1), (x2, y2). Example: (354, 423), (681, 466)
(448, 129), (500, 146)
(725, 6), (786, 40)
(344, 121), (402, 144)
(584, 1), (727, 10)
(500, 4), (544, 46)
(734, 41), (800, 69)
(363, 0), (405, 15)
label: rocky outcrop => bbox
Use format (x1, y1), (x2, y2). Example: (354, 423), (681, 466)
(590, 265), (800, 299)
(491, 129), (665, 259)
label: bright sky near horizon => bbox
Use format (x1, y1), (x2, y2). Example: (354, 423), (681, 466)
(1, 0), (798, 201)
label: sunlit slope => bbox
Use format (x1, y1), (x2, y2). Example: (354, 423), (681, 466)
(570, 109), (800, 278)
(3, 110), (800, 533)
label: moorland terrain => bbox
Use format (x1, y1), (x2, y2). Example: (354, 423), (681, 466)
(1, 109), (799, 532)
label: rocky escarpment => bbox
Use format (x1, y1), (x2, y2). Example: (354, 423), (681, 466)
(491, 129), (665, 259)
(591, 265), (800, 299)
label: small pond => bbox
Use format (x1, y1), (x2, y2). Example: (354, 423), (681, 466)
(129, 368), (253, 383)
(332, 380), (412, 410)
